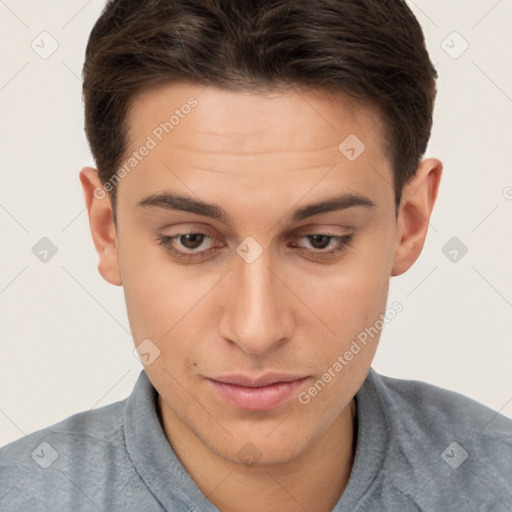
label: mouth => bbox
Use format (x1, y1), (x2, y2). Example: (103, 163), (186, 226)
(205, 373), (310, 411)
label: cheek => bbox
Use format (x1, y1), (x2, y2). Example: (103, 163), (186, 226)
(297, 267), (388, 418)
(119, 240), (211, 374)
(119, 236), (186, 345)
(293, 235), (392, 378)
(122, 260), (201, 400)
(301, 257), (390, 335)
(121, 271), (170, 341)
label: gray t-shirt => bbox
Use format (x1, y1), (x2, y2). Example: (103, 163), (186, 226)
(1, 368), (511, 511)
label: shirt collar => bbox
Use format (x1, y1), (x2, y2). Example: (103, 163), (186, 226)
(124, 369), (219, 511)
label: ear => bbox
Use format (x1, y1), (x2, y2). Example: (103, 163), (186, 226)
(391, 158), (442, 276)
(79, 166), (122, 286)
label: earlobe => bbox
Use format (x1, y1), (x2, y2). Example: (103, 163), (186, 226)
(391, 158), (442, 276)
(79, 167), (122, 286)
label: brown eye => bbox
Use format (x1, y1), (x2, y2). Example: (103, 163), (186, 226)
(178, 233), (207, 250)
(157, 230), (220, 261)
(307, 234), (333, 250)
(290, 233), (354, 260)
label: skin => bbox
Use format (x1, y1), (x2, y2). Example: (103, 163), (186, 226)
(80, 81), (442, 512)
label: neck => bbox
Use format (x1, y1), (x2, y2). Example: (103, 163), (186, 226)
(158, 397), (357, 512)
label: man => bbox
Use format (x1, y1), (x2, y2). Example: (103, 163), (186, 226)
(1, 0), (511, 510)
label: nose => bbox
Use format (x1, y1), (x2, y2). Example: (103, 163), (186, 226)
(218, 246), (295, 355)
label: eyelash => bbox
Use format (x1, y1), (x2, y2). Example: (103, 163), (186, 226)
(157, 230), (354, 262)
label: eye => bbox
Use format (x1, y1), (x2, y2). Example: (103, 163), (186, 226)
(157, 230), (354, 262)
(157, 231), (221, 260)
(290, 233), (353, 259)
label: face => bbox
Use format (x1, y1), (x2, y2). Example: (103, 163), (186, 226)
(83, 81), (437, 467)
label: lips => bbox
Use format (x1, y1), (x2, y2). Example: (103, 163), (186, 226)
(210, 372), (308, 388)
(206, 373), (309, 411)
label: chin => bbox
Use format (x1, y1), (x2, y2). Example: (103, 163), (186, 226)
(202, 422), (319, 468)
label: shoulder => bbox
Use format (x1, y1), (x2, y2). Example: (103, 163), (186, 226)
(372, 370), (512, 443)
(0, 399), (131, 510)
(0, 398), (126, 463)
(361, 369), (512, 508)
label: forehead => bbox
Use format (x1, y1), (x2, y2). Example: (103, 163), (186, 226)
(119, 81), (393, 218)
(126, 81), (384, 155)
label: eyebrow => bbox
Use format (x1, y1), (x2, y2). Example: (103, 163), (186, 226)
(136, 191), (375, 223)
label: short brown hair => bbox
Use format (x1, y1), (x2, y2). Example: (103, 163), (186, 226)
(82, 0), (437, 223)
